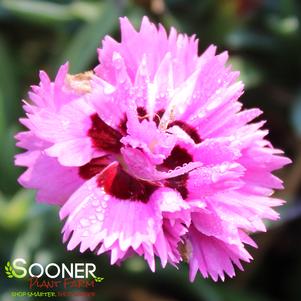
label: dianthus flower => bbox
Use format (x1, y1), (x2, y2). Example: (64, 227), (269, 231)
(15, 17), (290, 281)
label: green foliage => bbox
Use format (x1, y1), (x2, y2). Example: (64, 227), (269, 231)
(52, 0), (118, 73)
(291, 93), (301, 137)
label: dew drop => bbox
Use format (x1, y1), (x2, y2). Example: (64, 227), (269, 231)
(91, 223), (101, 234)
(82, 231), (89, 237)
(118, 76), (126, 84)
(97, 213), (104, 221)
(92, 198), (99, 207)
(211, 173), (218, 183)
(62, 120), (70, 128)
(80, 218), (90, 227)
(148, 219), (154, 227)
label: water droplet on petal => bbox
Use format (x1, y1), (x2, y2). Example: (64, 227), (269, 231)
(97, 213), (104, 221)
(92, 198), (99, 207)
(62, 120), (70, 128)
(91, 223), (101, 233)
(82, 231), (89, 237)
(118, 75), (126, 84)
(148, 219), (154, 227)
(80, 218), (90, 227)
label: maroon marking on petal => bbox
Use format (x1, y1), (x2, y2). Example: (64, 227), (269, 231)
(119, 114), (128, 135)
(165, 174), (189, 199)
(97, 163), (158, 202)
(153, 109), (165, 126)
(159, 145), (192, 199)
(168, 120), (202, 144)
(160, 145), (193, 170)
(88, 113), (122, 153)
(137, 106), (148, 122)
(79, 156), (110, 180)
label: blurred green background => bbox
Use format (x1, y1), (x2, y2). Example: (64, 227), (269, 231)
(0, 0), (301, 300)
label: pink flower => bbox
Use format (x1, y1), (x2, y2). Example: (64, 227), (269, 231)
(15, 16), (291, 281)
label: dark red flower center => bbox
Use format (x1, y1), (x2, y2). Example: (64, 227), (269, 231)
(80, 111), (197, 201)
(79, 156), (111, 180)
(137, 106), (148, 121)
(165, 174), (189, 199)
(159, 145), (192, 199)
(154, 108), (202, 143)
(88, 113), (123, 153)
(153, 109), (165, 126)
(97, 163), (158, 203)
(160, 145), (193, 170)
(168, 120), (202, 144)
(119, 114), (128, 135)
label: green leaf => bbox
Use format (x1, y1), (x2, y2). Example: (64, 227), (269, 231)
(1, 0), (75, 25)
(266, 15), (299, 36)
(53, 0), (118, 73)
(228, 56), (263, 89)
(291, 93), (301, 137)
(0, 35), (19, 125)
(0, 90), (6, 140)
(1, 0), (103, 25)
(217, 287), (273, 301)
(69, 2), (105, 22)
(0, 189), (34, 230)
(0, 126), (20, 194)
(226, 29), (279, 52)
(153, 265), (222, 301)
